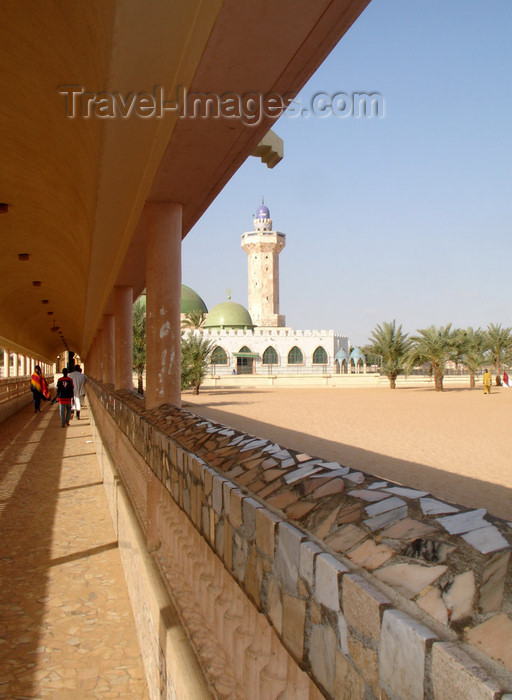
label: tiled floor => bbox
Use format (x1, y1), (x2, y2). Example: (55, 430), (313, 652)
(0, 401), (148, 698)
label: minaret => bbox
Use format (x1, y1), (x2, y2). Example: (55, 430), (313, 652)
(241, 200), (286, 327)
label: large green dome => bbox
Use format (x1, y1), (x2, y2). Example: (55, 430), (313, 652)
(181, 285), (208, 315)
(204, 301), (254, 330)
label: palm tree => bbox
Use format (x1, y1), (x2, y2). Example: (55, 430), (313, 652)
(181, 310), (206, 330)
(132, 298), (146, 395)
(486, 323), (512, 385)
(455, 327), (487, 388)
(367, 321), (412, 389)
(408, 324), (459, 391)
(181, 333), (213, 395)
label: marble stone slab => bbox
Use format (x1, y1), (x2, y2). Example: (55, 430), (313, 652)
(273, 449), (293, 460)
(229, 435), (244, 446)
(284, 465), (323, 484)
(365, 497), (407, 517)
(379, 609), (438, 699)
(240, 438), (268, 452)
(311, 468), (349, 478)
(364, 506), (408, 532)
(375, 563), (447, 599)
(383, 487), (428, 499)
(315, 553), (347, 610)
(280, 458), (296, 468)
(368, 481), (388, 489)
(262, 443), (282, 453)
(420, 498), (459, 515)
(461, 526), (510, 554)
(348, 489), (390, 502)
(436, 508), (487, 535)
(344, 471), (365, 484)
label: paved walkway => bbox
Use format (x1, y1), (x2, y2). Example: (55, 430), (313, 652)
(0, 399), (148, 698)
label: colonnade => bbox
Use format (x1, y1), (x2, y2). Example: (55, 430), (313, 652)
(1, 352), (52, 379)
(86, 202), (183, 410)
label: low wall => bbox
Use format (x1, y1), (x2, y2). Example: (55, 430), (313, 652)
(88, 380), (512, 699)
(0, 376), (54, 423)
(202, 373), (478, 390)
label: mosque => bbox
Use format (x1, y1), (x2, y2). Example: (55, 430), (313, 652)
(182, 202), (366, 376)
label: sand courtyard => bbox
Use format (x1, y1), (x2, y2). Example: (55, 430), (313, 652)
(183, 384), (512, 522)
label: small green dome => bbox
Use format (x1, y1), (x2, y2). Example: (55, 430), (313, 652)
(204, 301), (254, 330)
(181, 285), (208, 315)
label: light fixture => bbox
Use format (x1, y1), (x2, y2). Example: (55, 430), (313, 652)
(18, 253), (29, 261)
(32, 281), (41, 287)
(0, 204), (8, 213)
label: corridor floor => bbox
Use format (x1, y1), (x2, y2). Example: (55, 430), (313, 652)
(0, 400), (148, 698)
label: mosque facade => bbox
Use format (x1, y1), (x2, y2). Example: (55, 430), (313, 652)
(183, 203), (364, 376)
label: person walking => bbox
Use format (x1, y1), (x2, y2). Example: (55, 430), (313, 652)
(30, 365), (50, 413)
(483, 368), (492, 395)
(56, 368), (74, 427)
(68, 364), (86, 419)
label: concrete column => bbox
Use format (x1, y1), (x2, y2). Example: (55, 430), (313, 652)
(4, 350), (10, 378)
(12, 353), (18, 377)
(145, 202), (182, 409)
(93, 338), (99, 378)
(102, 314), (115, 386)
(87, 342), (95, 378)
(96, 330), (103, 382)
(114, 286), (134, 391)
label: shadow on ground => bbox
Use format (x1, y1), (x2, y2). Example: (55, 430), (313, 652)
(185, 403), (512, 522)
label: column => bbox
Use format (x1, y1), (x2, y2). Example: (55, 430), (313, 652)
(102, 314), (115, 386)
(96, 330), (104, 382)
(4, 350), (10, 378)
(145, 201), (182, 409)
(114, 286), (134, 390)
(87, 341), (96, 379)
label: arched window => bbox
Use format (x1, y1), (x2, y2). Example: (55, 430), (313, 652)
(262, 347), (278, 365)
(312, 346), (328, 364)
(288, 346), (304, 365)
(211, 346), (228, 364)
(239, 345), (251, 354)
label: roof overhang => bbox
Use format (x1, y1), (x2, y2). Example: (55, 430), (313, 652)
(1, 0), (372, 363)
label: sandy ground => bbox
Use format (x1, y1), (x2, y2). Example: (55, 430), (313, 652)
(183, 385), (512, 521)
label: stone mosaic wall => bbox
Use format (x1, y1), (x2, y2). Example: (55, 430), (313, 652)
(89, 380), (512, 699)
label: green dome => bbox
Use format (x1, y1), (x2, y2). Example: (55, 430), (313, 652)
(204, 301), (254, 329)
(181, 285), (208, 315)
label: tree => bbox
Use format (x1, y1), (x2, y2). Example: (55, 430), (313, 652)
(181, 310), (206, 330)
(366, 320), (412, 389)
(408, 324), (459, 392)
(133, 298), (146, 395)
(455, 327), (487, 388)
(486, 323), (512, 385)
(181, 332), (213, 395)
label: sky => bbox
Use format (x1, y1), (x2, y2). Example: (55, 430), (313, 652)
(182, 0), (512, 347)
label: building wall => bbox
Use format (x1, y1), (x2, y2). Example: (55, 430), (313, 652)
(201, 328), (350, 374)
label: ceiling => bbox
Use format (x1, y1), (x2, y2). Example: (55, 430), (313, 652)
(0, 0), (370, 363)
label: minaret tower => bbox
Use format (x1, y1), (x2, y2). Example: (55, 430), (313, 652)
(241, 200), (286, 327)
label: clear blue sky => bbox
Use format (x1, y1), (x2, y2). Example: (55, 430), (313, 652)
(183, 0), (512, 347)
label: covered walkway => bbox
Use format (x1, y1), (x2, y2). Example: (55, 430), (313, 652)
(0, 401), (148, 697)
